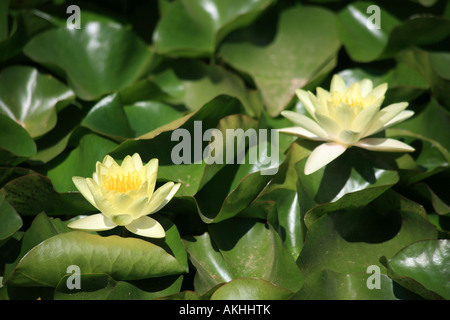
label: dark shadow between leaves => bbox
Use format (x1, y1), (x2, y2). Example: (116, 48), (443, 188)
(208, 217), (266, 252)
(329, 204), (403, 244)
(195, 164), (241, 220)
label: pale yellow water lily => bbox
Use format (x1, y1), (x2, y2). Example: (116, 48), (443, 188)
(279, 74), (415, 175)
(68, 153), (181, 238)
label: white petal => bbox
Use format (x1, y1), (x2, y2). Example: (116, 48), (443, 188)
(382, 110), (414, 128)
(295, 89), (316, 118)
(364, 102), (409, 137)
(338, 130), (361, 145)
(281, 111), (328, 139)
(72, 177), (97, 209)
(151, 182), (181, 214)
(355, 138), (415, 152)
(126, 196), (150, 218)
(121, 155), (136, 174)
(68, 213), (117, 231)
(135, 181), (176, 218)
(351, 103), (380, 133)
(330, 74), (347, 94)
(102, 155), (117, 168)
(112, 192), (134, 212)
(145, 158), (159, 192)
(86, 178), (119, 218)
(131, 153), (143, 171)
(368, 83), (388, 100)
(360, 79), (373, 97)
(333, 103), (355, 129)
(308, 91), (328, 116)
(315, 113), (341, 139)
(304, 142), (347, 175)
(316, 87), (331, 110)
(277, 127), (326, 141)
(126, 216), (165, 238)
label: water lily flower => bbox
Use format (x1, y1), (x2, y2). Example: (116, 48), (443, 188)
(68, 153), (181, 238)
(279, 74), (415, 175)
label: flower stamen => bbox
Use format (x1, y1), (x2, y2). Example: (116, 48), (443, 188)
(103, 173), (142, 193)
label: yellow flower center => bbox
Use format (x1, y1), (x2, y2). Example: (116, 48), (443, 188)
(331, 91), (365, 108)
(103, 173), (142, 193)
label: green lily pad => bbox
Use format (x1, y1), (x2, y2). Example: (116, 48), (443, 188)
(184, 218), (304, 295)
(210, 277), (293, 300)
(2, 212), (71, 281)
(0, 66), (75, 138)
(45, 133), (118, 192)
(297, 191), (437, 277)
(82, 93), (184, 139)
(5, 231), (187, 287)
(0, 9), (55, 62)
(54, 274), (184, 300)
(0, 173), (96, 216)
(153, 0), (276, 57)
(430, 51), (450, 80)
(386, 239), (450, 299)
(394, 98), (450, 155)
(291, 269), (400, 300)
(24, 22), (154, 100)
(336, 1), (450, 62)
(295, 146), (400, 228)
(220, 5), (340, 116)
(0, 113), (36, 165)
(0, 194), (22, 241)
(153, 60), (258, 116)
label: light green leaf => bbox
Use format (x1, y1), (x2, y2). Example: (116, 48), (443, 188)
(153, 0), (275, 57)
(24, 22), (154, 100)
(5, 231), (187, 287)
(387, 239), (450, 299)
(0, 66), (75, 138)
(220, 5), (340, 116)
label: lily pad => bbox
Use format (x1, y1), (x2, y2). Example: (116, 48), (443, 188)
(295, 145), (400, 227)
(210, 277), (293, 300)
(5, 231), (187, 287)
(153, 0), (276, 57)
(45, 133), (118, 193)
(24, 22), (154, 100)
(54, 274), (184, 300)
(0, 173), (96, 216)
(0, 194), (22, 241)
(291, 269), (400, 300)
(336, 1), (450, 62)
(82, 93), (184, 139)
(220, 5), (340, 116)
(297, 191), (437, 277)
(386, 239), (450, 299)
(0, 113), (36, 165)
(184, 218), (304, 294)
(0, 66), (75, 138)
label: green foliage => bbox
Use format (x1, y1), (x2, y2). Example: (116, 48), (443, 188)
(0, 0), (449, 300)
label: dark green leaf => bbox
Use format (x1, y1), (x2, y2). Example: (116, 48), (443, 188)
(387, 239), (449, 299)
(0, 194), (22, 241)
